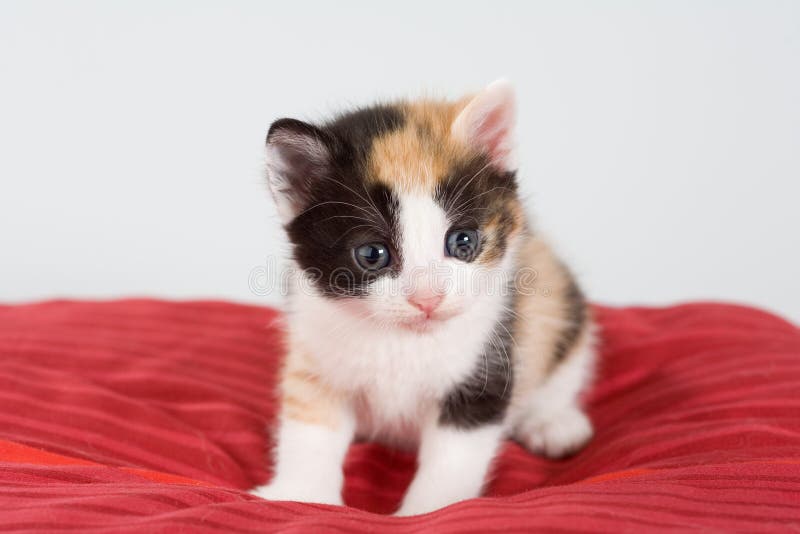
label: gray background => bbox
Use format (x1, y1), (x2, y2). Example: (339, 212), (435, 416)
(1, 0), (798, 322)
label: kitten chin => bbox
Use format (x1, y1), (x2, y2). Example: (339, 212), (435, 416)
(253, 80), (596, 516)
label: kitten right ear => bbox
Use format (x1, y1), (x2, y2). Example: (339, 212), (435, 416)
(451, 79), (517, 170)
(266, 118), (331, 222)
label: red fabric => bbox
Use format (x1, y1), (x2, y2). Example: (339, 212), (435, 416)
(0, 299), (798, 532)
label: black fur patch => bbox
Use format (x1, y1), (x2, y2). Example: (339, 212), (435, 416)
(434, 157), (518, 262)
(439, 296), (516, 428)
(287, 181), (402, 297)
(553, 275), (587, 362)
(271, 105), (406, 298)
(325, 104), (405, 163)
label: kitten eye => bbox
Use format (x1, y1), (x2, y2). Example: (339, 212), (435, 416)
(445, 229), (480, 262)
(354, 243), (391, 271)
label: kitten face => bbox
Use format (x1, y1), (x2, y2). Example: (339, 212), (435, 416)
(267, 81), (523, 330)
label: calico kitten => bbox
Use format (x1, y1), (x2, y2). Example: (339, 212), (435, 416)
(253, 80), (596, 515)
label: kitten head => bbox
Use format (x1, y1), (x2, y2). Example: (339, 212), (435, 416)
(266, 80), (525, 331)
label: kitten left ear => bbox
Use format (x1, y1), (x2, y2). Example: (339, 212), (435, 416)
(266, 118), (332, 222)
(451, 79), (517, 170)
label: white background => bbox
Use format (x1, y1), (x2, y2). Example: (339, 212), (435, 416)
(1, 1), (798, 323)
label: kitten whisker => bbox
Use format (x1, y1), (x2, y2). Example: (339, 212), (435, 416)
(293, 200), (375, 220)
(444, 161), (493, 215)
(450, 186), (515, 217)
(324, 176), (390, 231)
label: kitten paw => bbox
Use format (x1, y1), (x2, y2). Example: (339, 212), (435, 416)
(516, 406), (593, 459)
(395, 500), (440, 517)
(250, 482), (343, 506)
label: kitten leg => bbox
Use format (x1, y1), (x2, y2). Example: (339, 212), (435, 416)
(252, 415), (354, 505)
(252, 352), (354, 505)
(514, 335), (595, 458)
(396, 422), (504, 516)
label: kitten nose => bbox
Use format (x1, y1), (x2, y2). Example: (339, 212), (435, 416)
(407, 292), (444, 315)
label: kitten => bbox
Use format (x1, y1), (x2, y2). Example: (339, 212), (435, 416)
(252, 80), (596, 516)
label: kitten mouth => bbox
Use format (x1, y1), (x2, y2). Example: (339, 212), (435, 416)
(399, 316), (440, 332)
(398, 309), (459, 332)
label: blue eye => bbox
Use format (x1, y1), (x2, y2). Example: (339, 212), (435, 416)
(446, 229), (480, 262)
(354, 243), (391, 271)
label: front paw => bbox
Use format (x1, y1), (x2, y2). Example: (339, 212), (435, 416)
(516, 406), (593, 459)
(250, 481), (343, 506)
(395, 501), (437, 517)
(395, 492), (452, 516)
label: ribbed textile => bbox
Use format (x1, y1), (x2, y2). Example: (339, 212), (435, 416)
(0, 299), (798, 532)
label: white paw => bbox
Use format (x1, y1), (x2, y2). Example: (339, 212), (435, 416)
(516, 406), (593, 459)
(395, 487), (468, 516)
(250, 481), (343, 506)
(394, 502), (442, 517)
(394, 499), (442, 517)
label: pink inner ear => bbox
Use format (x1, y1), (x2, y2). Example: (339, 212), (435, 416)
(475, 106), (512, 162)
(457, 90), (515, 168)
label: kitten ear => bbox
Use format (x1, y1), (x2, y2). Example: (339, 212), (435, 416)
(266, 118), (332, 222)
(451, 79), (517, 170)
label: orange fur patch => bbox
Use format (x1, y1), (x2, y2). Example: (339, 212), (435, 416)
(509, 232), (592, 412)
(368, 100), (473, 193)
(477, 199), (525, 265)
(280, 348), (345, 428)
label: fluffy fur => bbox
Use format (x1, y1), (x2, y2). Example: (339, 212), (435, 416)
(253, 80), (596, 515)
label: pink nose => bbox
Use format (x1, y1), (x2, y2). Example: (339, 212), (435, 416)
(408, 293), (444, 315)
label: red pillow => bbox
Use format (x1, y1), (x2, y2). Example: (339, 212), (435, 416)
(0, 300), (798, 531)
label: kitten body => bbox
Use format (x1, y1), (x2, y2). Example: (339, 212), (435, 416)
(253, 81), (596, 515)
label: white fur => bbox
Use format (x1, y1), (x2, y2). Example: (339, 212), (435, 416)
(252, 415), (355, 505)
(288, 194), (515, 445)
(396, 422), (504, 516)
(399, 194), (446, 268)
(511, 333), (596, 458)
